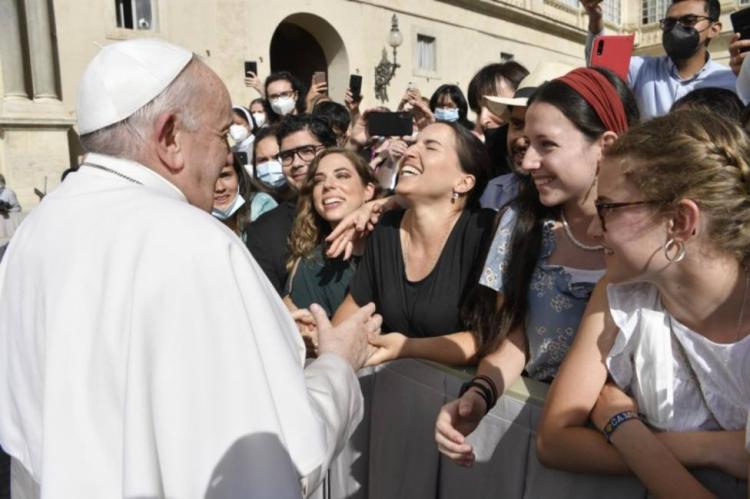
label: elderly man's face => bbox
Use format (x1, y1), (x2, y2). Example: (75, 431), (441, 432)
(179, 69), (234, 212)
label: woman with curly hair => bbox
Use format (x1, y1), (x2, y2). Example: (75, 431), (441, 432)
(283, 148), (380, 320)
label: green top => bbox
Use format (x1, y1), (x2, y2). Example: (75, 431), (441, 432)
(285, 245), (359, 316)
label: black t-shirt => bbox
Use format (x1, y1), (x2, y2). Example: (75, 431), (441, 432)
(244, 200), (296, 294)
(350, 207), (494, 338)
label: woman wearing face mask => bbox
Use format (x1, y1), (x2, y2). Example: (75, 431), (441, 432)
(429, 84), (474, 131)
(332, 122), (493, 367)
(249, 98), (269, 131)
(213, 154), (277, 241)
(537, 110), (749, 498)
(285, 148), (380, 322)
(435, 68), (640, 466)
(251, 126), (295, 203)
(230, 106), (255, 173)
(264, 71), (306, 124)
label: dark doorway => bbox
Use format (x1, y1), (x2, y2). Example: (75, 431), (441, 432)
(270, 22), (327, 94)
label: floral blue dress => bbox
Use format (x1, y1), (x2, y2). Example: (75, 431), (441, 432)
(479, 204), (602, 381)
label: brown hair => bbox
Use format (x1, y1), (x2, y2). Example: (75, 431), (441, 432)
(606, 108), (750, 261)
(286, 148), (381, 271)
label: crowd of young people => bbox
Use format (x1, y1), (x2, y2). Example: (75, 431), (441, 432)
(204, 0), (750, 495)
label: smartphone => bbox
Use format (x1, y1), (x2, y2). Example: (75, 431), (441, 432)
(244, 61), (257, 77)
(350, 74), (363, 100)
(312, 71), (327, 85)
(366, 112), (413, 137)
(234, 151), (249, 165)
(589, 34), (634, 81)
(732, 7), (750, 53)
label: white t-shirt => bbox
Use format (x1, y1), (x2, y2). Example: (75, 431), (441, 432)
(606, 282), (750, 432)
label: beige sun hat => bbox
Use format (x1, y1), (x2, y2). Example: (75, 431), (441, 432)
(76, 38), (193, 135)
(484, 61), (577, 118)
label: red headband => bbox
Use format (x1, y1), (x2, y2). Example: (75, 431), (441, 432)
(556, 68), (628, 135)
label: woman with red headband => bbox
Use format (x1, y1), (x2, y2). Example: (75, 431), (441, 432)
(435, 67), (639, 463)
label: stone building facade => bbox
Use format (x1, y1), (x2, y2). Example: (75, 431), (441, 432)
(0, 0), (745, 208)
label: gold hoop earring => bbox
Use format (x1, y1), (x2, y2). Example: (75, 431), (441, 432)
(663, 238), (686, 263)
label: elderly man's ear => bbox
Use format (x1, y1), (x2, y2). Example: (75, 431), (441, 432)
(153, 113), (186, 174)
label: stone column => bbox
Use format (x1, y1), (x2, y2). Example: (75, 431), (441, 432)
(23, 0), (59, 99)
(0, 0), (29, 98)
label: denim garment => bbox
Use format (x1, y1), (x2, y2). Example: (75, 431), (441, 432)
(479, 205), (600, 381)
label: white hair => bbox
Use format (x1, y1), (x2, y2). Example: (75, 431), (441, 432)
(79, 57), (206, 160)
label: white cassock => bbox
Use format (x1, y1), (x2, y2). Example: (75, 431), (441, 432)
(0, 153), (362, 498)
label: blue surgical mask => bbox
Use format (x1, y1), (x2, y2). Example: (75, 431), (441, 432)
(212, 187), (246, 221)
(256, 159), (286, 188)
(434, 107), (459, 123)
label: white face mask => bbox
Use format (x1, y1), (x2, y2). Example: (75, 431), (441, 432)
(252, 112), (266, 128)
(255, 159), (286, 188)
(229, 124), (250, 143)
(270, 96), (296, 116)
(212, 187), (246, 221)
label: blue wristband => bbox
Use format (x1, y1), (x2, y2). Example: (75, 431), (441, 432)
(602, 410), (640, 442)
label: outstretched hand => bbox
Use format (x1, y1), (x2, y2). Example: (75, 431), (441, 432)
(364, 331), (407, 367)
(325, 198), (390, 259)
(312, 302), (382, 371)
(435, 390), (487, 467)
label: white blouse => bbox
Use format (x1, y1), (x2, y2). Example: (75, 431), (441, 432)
(606, 282), (750, 432)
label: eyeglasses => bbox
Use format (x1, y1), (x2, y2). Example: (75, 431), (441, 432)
(595, 200), (664, 231)
(269, 90), (295, 100)
(659, 15), (713, 31)
(278, 144), (324, 167)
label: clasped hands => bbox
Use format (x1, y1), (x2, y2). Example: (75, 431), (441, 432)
(291, 307), (404, 367)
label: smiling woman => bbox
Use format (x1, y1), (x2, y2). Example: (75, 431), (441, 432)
(283, 148), (380, 347)
(331, 122), (494, 367)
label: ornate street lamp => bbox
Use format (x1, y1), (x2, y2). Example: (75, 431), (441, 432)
(374, 14), (403, 103)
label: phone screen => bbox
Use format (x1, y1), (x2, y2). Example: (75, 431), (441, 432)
(366, 112), (413, 137)
(350, 74), (363, 99)
(244, 61), (257, 76)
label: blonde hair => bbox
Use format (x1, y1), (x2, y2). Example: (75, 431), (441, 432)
(286, 148), (380, 272)
(605, 109), (750, 261)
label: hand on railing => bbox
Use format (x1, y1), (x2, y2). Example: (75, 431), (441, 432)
(435, 391), (486, 466)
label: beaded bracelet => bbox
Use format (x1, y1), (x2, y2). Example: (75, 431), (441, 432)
(458, 377), (498, 415)
(601, 410), (641, 442)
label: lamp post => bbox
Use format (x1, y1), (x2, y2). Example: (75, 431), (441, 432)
(374, 14), (403, 102)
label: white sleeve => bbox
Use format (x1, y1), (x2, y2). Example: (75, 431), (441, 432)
(300, 354), (363, 496)
(125, 223), (361, 498)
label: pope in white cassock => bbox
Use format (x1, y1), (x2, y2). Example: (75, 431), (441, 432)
(0, 39), (382, 498)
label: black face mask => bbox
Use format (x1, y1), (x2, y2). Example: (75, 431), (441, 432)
(662, 24), (701, 62)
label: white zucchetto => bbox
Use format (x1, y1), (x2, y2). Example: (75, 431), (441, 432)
(76, 38), (192, 135)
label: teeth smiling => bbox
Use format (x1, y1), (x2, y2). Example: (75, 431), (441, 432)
(400, 165), (421, 176)
(323, 198), (343, 206)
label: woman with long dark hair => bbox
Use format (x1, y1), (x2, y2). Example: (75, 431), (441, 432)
(212, 154), (277, 242)
(435, 67), (640, 464)
(429, 84), (474, 131)
(332, 121), (494, 366)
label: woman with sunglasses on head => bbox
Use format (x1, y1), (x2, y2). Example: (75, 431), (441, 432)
(331, 121), (493, 367)
(536, 110), (749, 498)
(435, 67), (639, 463)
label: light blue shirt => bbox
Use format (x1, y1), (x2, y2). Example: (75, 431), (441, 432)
(586, 32), (737, 120)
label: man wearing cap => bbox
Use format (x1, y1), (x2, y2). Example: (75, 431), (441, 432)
(0, 38), (380, 498)
(479, 62), (574, 210)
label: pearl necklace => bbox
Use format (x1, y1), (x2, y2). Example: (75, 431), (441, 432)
(560, 211), (603, 252)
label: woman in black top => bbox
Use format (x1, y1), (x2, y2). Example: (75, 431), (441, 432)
(332, 122), (493, 366)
